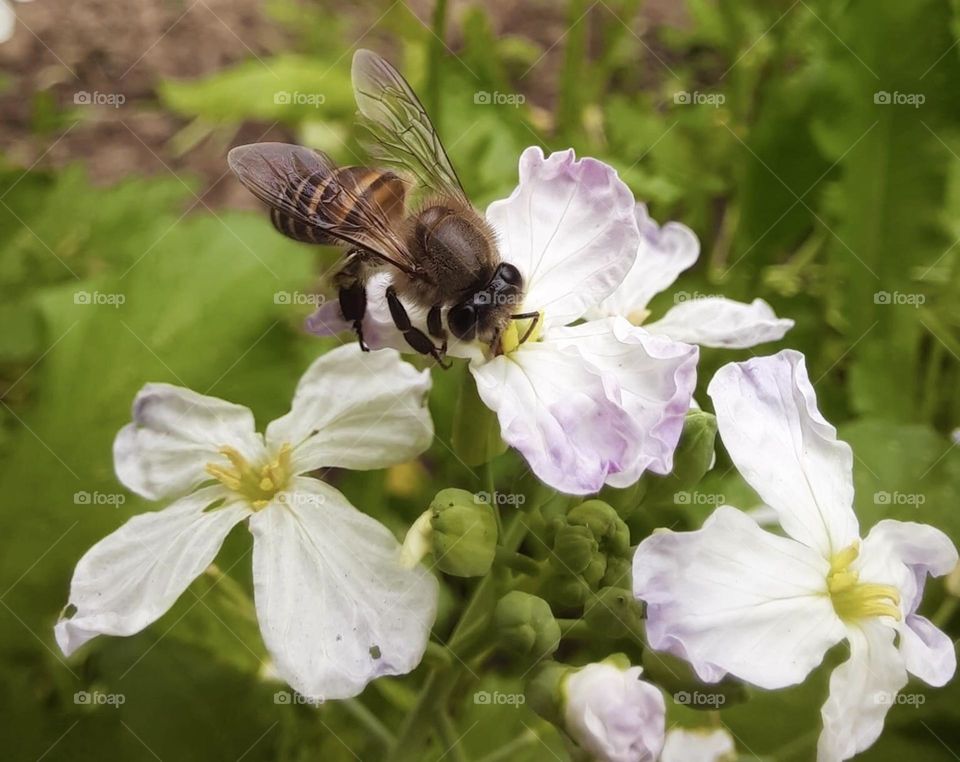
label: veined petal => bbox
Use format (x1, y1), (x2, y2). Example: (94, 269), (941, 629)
(55, 486), (250, 656)
(591, 204), (700, 320)
(470, 336), (642, 495)
(817, 620), (908, 762)
(633, 506), (843, 689)
(547, 318), (699, 487)
(858, 520), (958, 686)
(645, 297), (794, 349)
(249, 478), (438, 700)
(486, 146), (639, 327)
(707, 350), (859, 558)
(661, 727), (736, 762)
(114, 383), (262, 501)
(265, 344), (433, 474)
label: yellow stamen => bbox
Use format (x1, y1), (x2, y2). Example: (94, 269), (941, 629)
(205, 443), (293, 510)
(499, 311), (544, 355)
(626, 308), (650, 326)
(827, 543), (901, 622)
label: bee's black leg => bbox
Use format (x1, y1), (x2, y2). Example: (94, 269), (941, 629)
(386, 287), (450, 369)
(427, 304), (448, 356)
(338, 280), (369, 351)
(511, 310), (541, 345)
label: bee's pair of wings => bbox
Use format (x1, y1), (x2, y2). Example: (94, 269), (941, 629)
(227, 49), (467, 277)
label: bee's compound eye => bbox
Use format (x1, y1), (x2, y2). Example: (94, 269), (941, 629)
(448, 303), (477, 341)
(497, 263), (523, 288)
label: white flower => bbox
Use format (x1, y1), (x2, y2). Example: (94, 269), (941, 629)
(588, 204), (794, 349)
(661, 727), (736, 762)
(563, 661), (666, 762)
(56, 345), (439, 701)
(0, 0), (30, 43)
(309, 148), (700, 495)
(632, 350), (958, 762)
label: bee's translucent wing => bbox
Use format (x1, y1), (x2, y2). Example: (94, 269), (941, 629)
(227, 142), (419, 276)
(352, 49), (468, 201)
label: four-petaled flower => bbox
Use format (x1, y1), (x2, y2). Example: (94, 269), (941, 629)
(588, 204), (793, 349)
(632, 350), (958, 762)
(309, 147), (700, 495)
(56, 345), (438, 701)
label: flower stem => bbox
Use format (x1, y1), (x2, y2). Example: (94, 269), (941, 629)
(342, 698), (396, 748)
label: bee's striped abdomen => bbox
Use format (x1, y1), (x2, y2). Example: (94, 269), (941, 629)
(271, 166), (406, 246)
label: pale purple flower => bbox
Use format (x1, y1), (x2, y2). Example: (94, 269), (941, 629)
(563, 661), (666, 762)
(56, 345), (438, 701)
(588, 204), (794, 349)
(309, 147), (699, 495)
(633, 350), (957, 762)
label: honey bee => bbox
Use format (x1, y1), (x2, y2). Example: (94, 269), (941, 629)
(228, 49), (538, 367)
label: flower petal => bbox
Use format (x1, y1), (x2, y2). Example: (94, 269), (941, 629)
(817, 620), (908, 762)
(470, 334), (642, 495)
(265, 344), (433, 474)
(633, 506), (843, 689)
(858, 519), (958, 686)
(249, 478), (438, 700)
(591, 203), (700, 320)
(486, 147), (639, 327)
(114, 383), (262, 501)
(645, 297), (794, 349)
(547, 317), (699, 487)
(55, 486), (250, 656)
(706, 350), (859, 557)
(563, 663), (665, 762)
(661, 727), (736, 762)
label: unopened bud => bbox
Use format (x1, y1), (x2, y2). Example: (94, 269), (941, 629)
(639, 410), (717, 508)
(583, 586), (644, 639)
(494, 591), (560, 657)
(430, 488), (498, 577)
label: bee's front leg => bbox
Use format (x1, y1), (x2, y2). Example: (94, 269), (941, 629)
(386, 287), (450, 369)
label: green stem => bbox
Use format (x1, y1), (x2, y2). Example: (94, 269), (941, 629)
(485, 460), (504, 541)
(387, 511), (532, 762)
(557, 618), (592, 639)
(438, 710), (470, 762)
(342, 699), (395, 748)
(476, 728), (540, 762)
(494, 546), (540, 576)
(426, 0), (449, 123)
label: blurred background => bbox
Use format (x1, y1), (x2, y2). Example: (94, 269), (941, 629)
(2, 0), (960, 759)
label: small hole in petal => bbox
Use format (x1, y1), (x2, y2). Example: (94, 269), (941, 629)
(62, 604), (77, 619)
(369, 645), (381, 660)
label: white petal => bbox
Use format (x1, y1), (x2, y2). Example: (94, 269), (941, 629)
(55, 486), (250, 656)
(858, 519), (958, 686)
(633, 506), (843, 689)
(114, 383), (262, 501)
(266, 344), (433, 474)
(661, 727), (736, 762)
(817, 620), (907, 762)
(249, 478), (438, 700)
(591, 203), (700, 319)
(486, 147), (640, 327)
(563, 663), (665, 762)
(470, 335), (643, 495)
(645, 297), (794, 349)
(547, 318), (699, 487)
(707, 350), (859, 558)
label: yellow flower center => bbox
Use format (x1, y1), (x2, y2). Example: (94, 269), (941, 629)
(205, 443), (293, 509)
(827, 544), (901, 622)
(626, 307), (650, 326)
(499, 311), (544, 355)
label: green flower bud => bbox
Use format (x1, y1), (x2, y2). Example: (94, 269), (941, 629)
(601, 557), (632, 589)
(568, 501), (631, 557)
(451, 366), (506, 466)
(582, 587), (644, 639)
(639, 410), (718, 508)
(525, 661), (573, 727)
(551, 524), (598, 574)
(430, 488), (498, 577)
(494, 591), (561, 657)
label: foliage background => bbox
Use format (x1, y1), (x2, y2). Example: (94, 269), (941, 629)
(2, 0), (960, 759)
